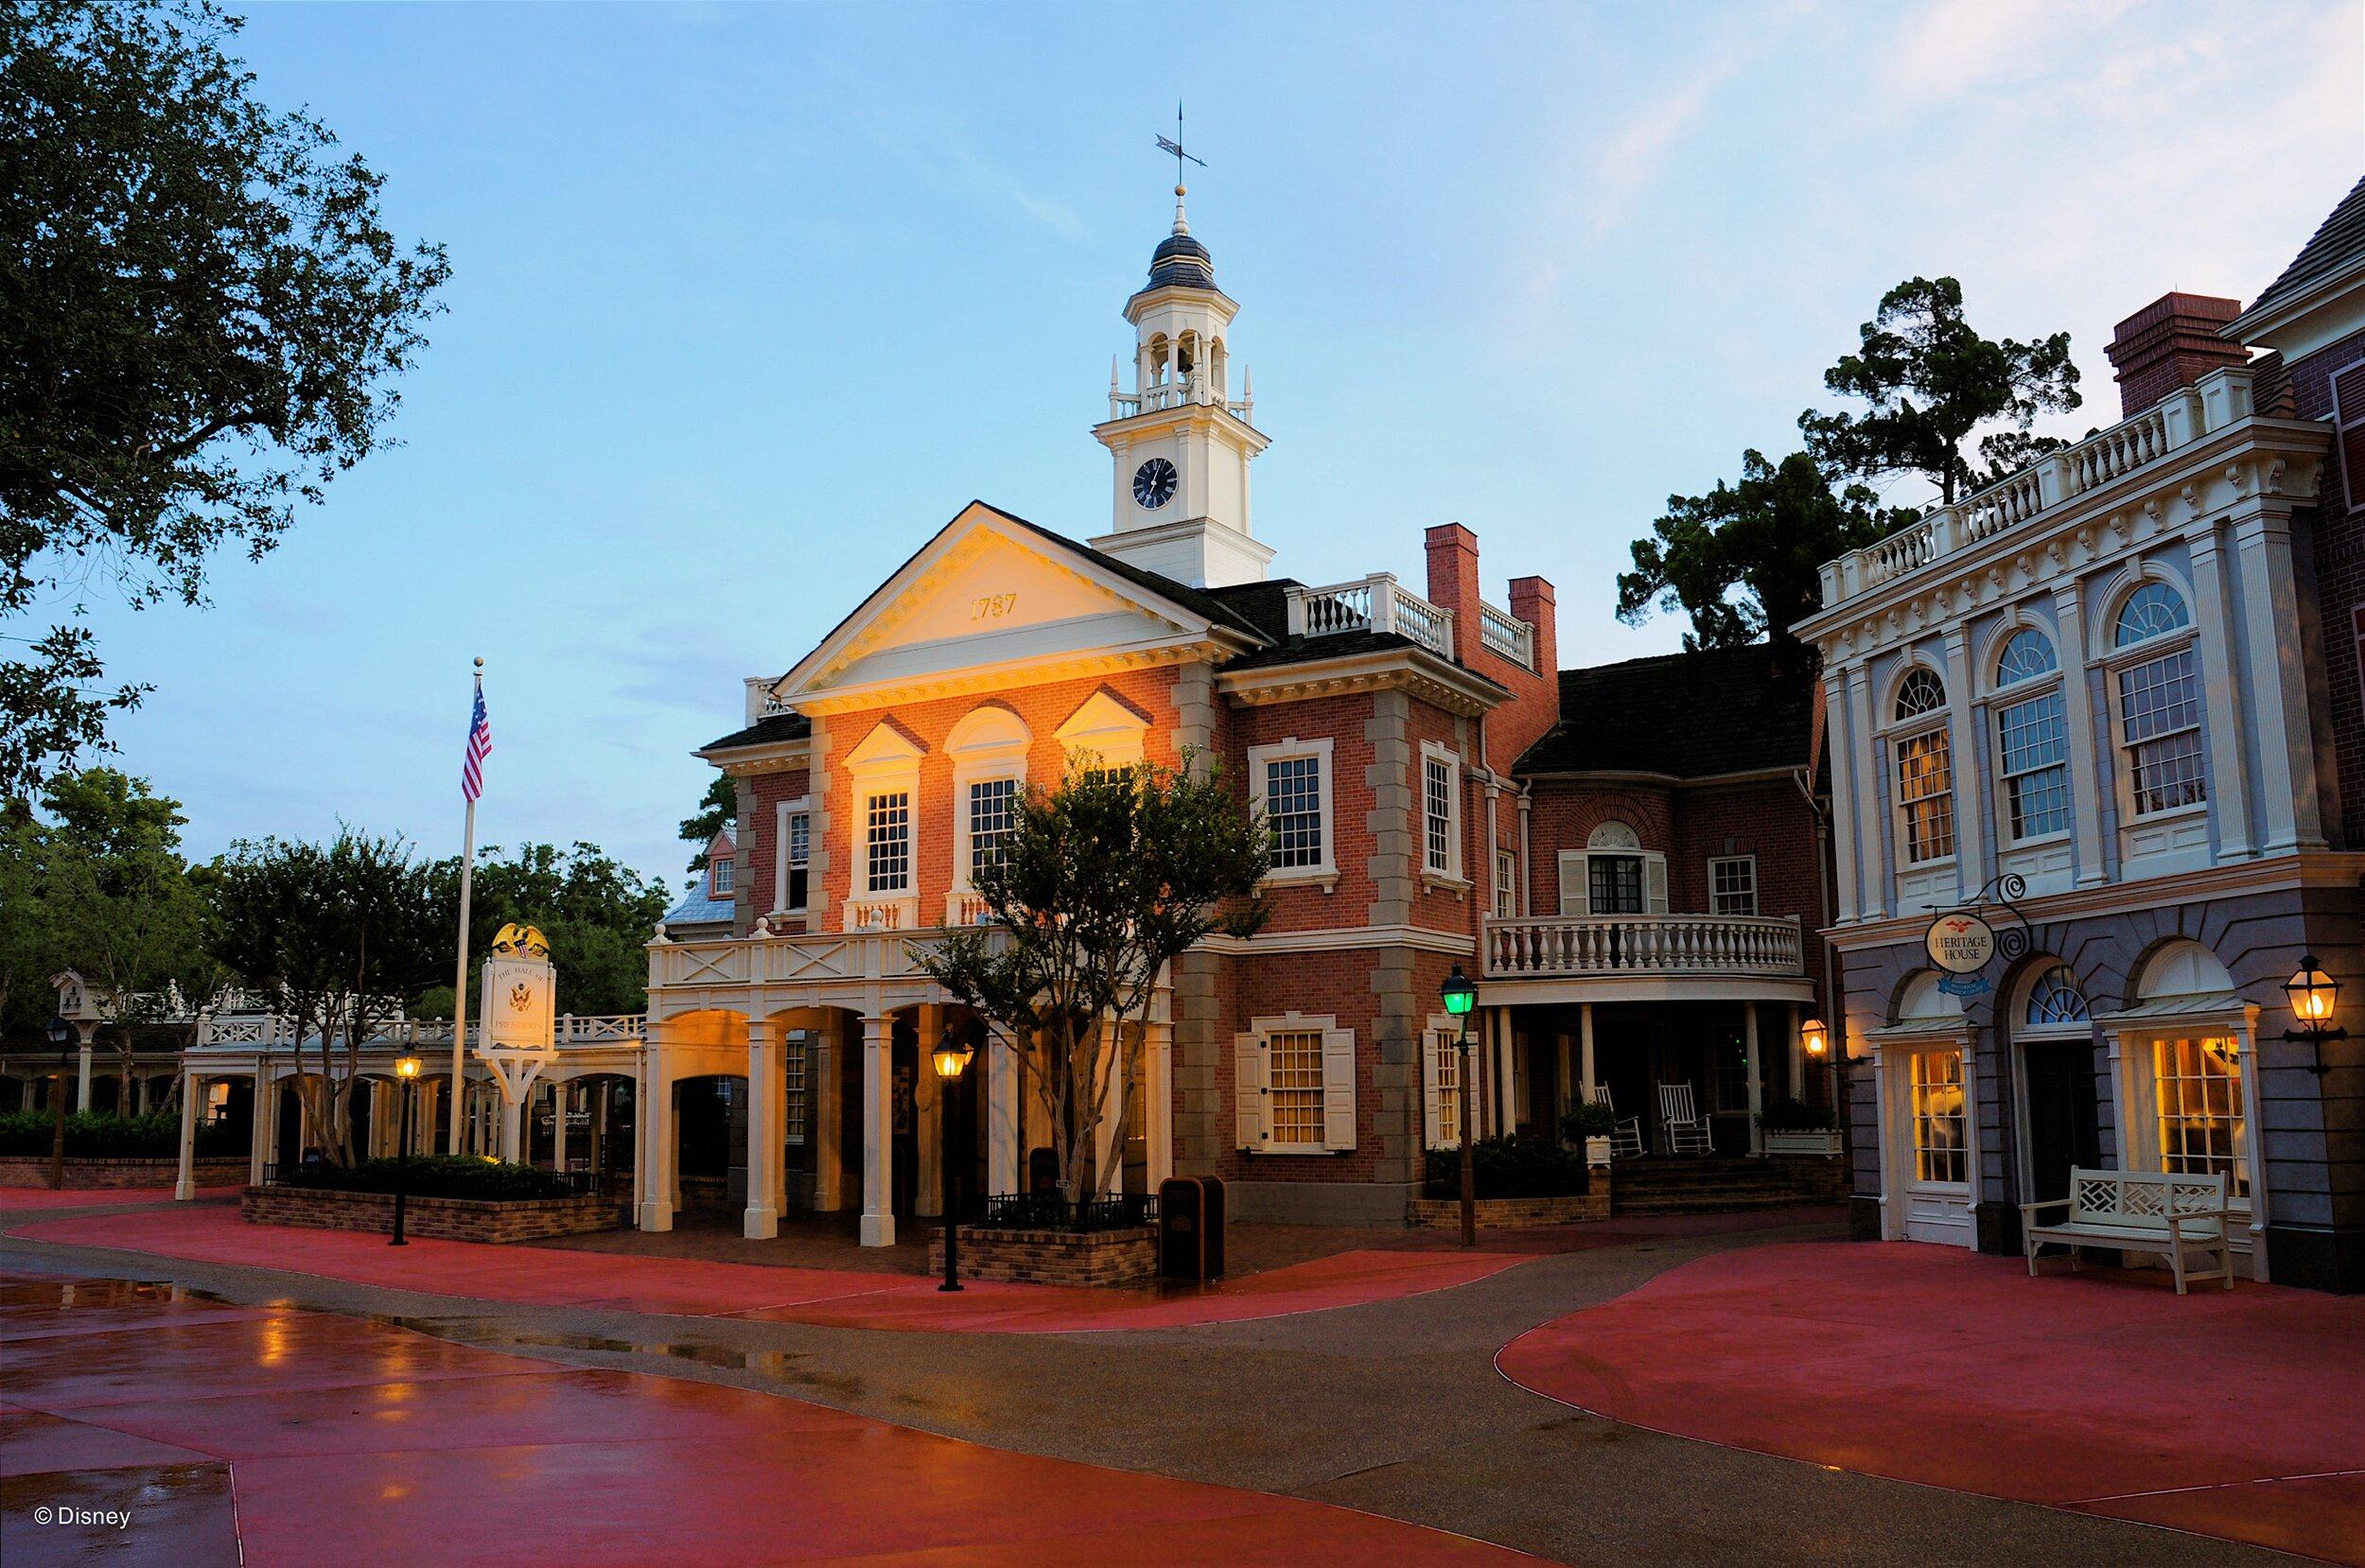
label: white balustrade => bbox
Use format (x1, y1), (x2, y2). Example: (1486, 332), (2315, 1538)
(1285, 573), (1456, 659)
(1478, 601), (1534, 668)
(1481, 915), (1804, 980)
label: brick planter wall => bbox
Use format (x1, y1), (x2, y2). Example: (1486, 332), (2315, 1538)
(0, 1157), (246, 1190)
(1408, 1191), (1609, 1229)
(928, 1225), (1157, 1287)
(240, 1185), (621, 1243)
(1765, 1154), (1849, 1201)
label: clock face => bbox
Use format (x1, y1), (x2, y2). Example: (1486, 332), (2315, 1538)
(1132, 457), (1178, 511)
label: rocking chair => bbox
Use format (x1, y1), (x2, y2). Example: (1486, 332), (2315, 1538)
(1588, 1084), (1644, 1160)
(1655, 1081), (1715, 1156)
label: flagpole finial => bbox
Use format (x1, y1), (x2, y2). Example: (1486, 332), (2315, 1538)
(473, 655), (483, 670)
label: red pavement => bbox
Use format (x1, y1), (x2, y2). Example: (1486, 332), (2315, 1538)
(1498, 1240), (2365, 1563)
(0, 1269), (1526, 1566)
(13, 1202), (1528, 1333)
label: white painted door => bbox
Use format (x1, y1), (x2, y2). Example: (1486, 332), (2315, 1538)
(1902, 1047), (1973, 1246)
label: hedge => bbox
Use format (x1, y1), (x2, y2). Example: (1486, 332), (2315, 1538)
(0, 1110), (240, 1160)
(272, 1155), (576, 1201)
(1424, 1136), (1590, 1199)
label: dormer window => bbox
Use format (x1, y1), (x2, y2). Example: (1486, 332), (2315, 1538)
(709, 858), (734, 898)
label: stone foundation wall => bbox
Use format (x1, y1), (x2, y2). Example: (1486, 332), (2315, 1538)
(0, 1157), (246, 1190)
(928, 1225), (1157, 1287)
(1407, 1191), (1609, 1230)
(240, 1185), (621, 1243)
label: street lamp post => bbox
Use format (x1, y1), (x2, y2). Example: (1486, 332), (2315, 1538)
(391, 1056), (422, 1246)
(44, 1017), (72, 1192)
(932, 1027), (975, 1292)
(1441, 965), (1478, 1247)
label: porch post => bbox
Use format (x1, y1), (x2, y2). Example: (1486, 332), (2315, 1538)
(639, 1050), (675, 1232)
(76, 1040), (92, 1112)
(812, 1022), (842, 1211)
(1787, 1002), (1805, 1100)
(1744, 1003), (1764, 1156)
(745, 1020), (780, 1239)
(589, 1080), (606, 1175)
(987, 1025), (1019, 1195)
(859, 1013), (894, 1246)
(1554, 1028), (1573, 1120)
(254, 1065), (278, 1178)
(1495, 1008), (1515, 1135)
(1146, 1015), (1173, 1186)
(552, 1080), (569, 1175)
(174, 1071), (200, 1200)
(1579, 1003), (1597, 1099)
(915, 1003), (942, 1218)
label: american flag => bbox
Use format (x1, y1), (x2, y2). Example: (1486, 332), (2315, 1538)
(461, 682), (491, 802)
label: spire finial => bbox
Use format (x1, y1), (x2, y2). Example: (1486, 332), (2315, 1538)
(1154, 99), (1205, 235)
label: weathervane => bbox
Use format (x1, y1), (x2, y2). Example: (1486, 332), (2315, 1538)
(1155, 99), (1205, 184)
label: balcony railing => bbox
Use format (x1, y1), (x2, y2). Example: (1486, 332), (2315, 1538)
(1108, 373), (1252, 423)
(648, 928), (948, 993)
(1477, 601), (1534, 669)
(1482, 914), (1804, 980)
(194, 1013), (646, 1050)
(1285, 573), (1455, 659)
(1821, 364), (2258, 610)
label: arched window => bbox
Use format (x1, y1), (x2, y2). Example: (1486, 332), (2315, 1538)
(2113, 582), (2190, 647)
(1585, 820), (1646, 913)
(1891, 668), (1954, 863)
(1895, 668), (1947, 720)
(1993, 629), (2068, 842)
(2024, 966), (2089, 1025)
(1996, 628), (2058, 687)
(2111, 583), (2204, 816)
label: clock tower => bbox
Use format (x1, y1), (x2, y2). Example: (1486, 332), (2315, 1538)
(1089, 184), (1273, 588)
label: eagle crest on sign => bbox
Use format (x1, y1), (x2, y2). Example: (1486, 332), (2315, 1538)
(491, 923), (550, 958)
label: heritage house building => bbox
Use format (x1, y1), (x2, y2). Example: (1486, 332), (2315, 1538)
(638, 185), (1836, 1244)
(1801, 176), (2365, 1293)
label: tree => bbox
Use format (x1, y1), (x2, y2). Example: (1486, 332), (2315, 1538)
(0, 1), (450, 796)
(1799, 276), (2080, 504)
(679, 776), (734, 873)
(917, 756), (1269, 1209)
(211, 829), (442, 1164)
(1618, 450), (1907, 652)
(428, 842), (671, 1017)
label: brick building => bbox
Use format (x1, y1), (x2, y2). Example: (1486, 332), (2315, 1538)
(637, 184), (1833, 1244)
(1801, 174), (2365, 1292)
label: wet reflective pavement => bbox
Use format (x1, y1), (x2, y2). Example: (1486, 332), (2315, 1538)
(0, 1267), (1529, 1566)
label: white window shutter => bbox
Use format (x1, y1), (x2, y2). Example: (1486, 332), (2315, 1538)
(1645, 853), (1669, 914)
(1321, 1028), (1358, 1151)
(1558, 851), (1589, 915)
(1234, 1032), (1265, 1150)
(1422, 1031), (1443, 1149)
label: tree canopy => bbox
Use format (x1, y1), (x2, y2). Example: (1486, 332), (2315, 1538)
(0, 0), (449, 796)
(1616, 450), (1906, 652)
(1798, 276), (2081, 504)
(678, 775), (733, 873)
(918, 756), (1269, 1207)
(432, 842), (671, 1017)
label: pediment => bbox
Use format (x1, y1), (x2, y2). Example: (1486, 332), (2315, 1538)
(774, 502), (1231, 709)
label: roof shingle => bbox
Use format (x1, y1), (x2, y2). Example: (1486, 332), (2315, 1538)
(1515, 644), (1815, 779)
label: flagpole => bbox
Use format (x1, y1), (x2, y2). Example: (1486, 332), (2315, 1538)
(448, 657), (482, 1154)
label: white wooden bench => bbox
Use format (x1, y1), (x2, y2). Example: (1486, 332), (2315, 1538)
(2022, 1168), (2237, 1295)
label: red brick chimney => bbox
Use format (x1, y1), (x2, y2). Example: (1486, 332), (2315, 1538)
(2106, 293), (2247, 418)
(1424, 523), (1480, 640)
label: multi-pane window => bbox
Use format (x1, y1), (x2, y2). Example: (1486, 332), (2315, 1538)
(1494, 849), (1516, 919)
(2024, 966), (2090, 1026)
(1267, 1029), (1325, 1145)
(1266, 756), (1324, 869)
(1588, 854), (1644, 914)
(2114, 582), (2192, 645)
(2154, 1036), (2248, 1200)
(1896, 730), (1956, 862)
(786, 811), (810, 910)
(2120, 647), (2205, 815)
(864, 792), (911, 893)
(1708, 856), (1757, 915)
(1910, 1049), (1968, 1184)
(1995, 627), (2058, 687)
(1431, 1029), (1462, 1147)
(710, 857), (734, 897)
(783, 1031), (808, 1144)
(1895, 668), (1947, 719)
(1423, 755), (1454, 875)
(1997, 689), (2070, 839)
(968, 777), (1018, 878)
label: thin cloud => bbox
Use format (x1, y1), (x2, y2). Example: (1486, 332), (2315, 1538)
(822, 59), (1088, 240)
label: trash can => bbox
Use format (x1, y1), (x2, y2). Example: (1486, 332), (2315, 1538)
(1027, 1146), (1060, 1196)
(1158, 1176), (1225, 1281)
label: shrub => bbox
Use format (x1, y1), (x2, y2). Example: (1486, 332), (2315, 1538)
(0, 1110), (240, 1160)
(273, 1154), (576, 1201)
(1559, 1101), (1620, 1141)
(1424, 1136), (1589, 1199)
(1759, 1096), (1839, 1132)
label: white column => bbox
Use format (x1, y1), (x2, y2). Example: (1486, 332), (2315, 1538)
(552, 1081), (569, 1175)
(638, 1056), (675, 1231)
(76, 1040), (92, 1112)
(1146, 1016), (1173, 1186)
(1940, 626), (1988, 892)
(1823, 670), (1862, 922)
(915, 1003), (942, 1218)
(1743, 1004), (1764, 1156)
(250, 1067), (273, 1184)
(988, 1026), (1019, 1194)
(745, 1022), (780, 1239)
(499, 1087), (524, 1164)
(2235, 512), (2326, 852)
(1788, 1002), (1805, 1100)
(859, 1013), (894, 1246)
(2186, 530), (2254, 859)
(1579, 1003), (1597, 1099)
(1847, 668), (1886, 919)
(174, 1071), (200, 1199)
(2052, 584), (2109, 886)
(1494, 1008), (1516, 1134)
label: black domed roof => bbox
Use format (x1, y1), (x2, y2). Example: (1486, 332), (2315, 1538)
(1147, 230), (1214, 289)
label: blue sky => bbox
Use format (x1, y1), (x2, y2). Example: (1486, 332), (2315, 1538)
(60, 0), (2363, 889)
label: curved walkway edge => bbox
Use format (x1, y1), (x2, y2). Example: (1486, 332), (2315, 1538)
(1495, 1239), (2365, 1564)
